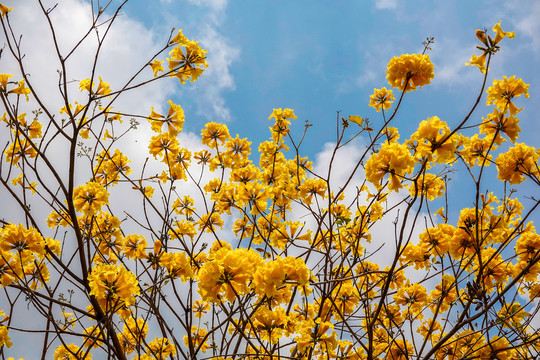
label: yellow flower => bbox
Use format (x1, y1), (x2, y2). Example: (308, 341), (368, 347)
(4, 139), (38, 165)
(429, 274), (458, 313)
(8, 113), (43, 139)
(197, 247), (263, 302)
(295, 319), (338, 354)
(0, 325), (12, 348)
(170, 29), (189, 45)
(0, 4), (12, 17)
(78, 76), (111, 96)
(148, 101), (185, 136)
(118, 317), (148, 354)
(8, 80), (31, 101)
(369, 87), (395, 112)
(192, 300), (210, 318)
(72, 181), (109, 216)
(348, 115), (363, 126)
(480, 108), (520, 144)
(94, 149), (132, 185)
(268, 108), (296, 143)
(183, 326), (210, 353)
(159, 251), (193, 281)
(515, 230), (540, 262)
(149, 59), (164, 77)
(408, 116), (457, 164)
(410, 172), (445, 200)
(458, 134), (493, 167)
(53, 343), (91, 360)
(197, 212), (224, 233)
(486, 76), (529, 115)
(388, 339), (413, 360)
(467, 22), (514, 73)
(268, 107), (296, 122)
(167, 31), (208, 84)
(201, 122), (230, 148)
(394, 282), (428, 316)
(386, 54), (434, 92)
(466, 53), (488, 73)
(492, 21), (515, 44)
(122, 234), (147, 260)
(417, 223), (454, 257)
(0, 73), (13, 90)
(252, 256), (311, 303)
(365, 141), (415, 191)
(172, 196), (195, 216)
(495, 143), (539, 184)
(250, 306), (289, 343)
(298, 178), (327, 206)
(169, 219), (197, 239)
(496, 303), (529, 329)
(330, 281), (360, 320)
(87, 263), (140, 308)
(81, 325), (105, 349)
(148, 133), (180, 159)
(224, 135), (251, 164)
(0, 223), (48, 264)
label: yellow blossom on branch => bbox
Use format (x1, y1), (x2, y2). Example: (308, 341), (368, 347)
(386, 54), (434, 92)
(486, 76), (529, 116)
(495, 143), (539, 184)
(201, 122), (231, 148)
(0, 74), (13, 90)
(8, 80), (31, 101)
(167, 30), (208, 84)
(87, 263), (140, 308)
(466, 22), (515, 73)
(0, 325), (12, 348)
(0, 4), (12, 17)
(148, 100), (185, 136)
(365, 141), (415, 191)
(78, 77), (111, 96)
(149, 59), (164, 77)
(369, 87), (395, 112)
(72, 181), (109, 216)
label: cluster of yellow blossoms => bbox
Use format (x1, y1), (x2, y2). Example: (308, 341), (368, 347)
(0, 224), (60, 289)
(386, 54), (434, 92)
(1, 7), (540, 360)
(149, 29), (208, 84)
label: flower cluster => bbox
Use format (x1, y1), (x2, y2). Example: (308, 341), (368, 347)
(87, 263), (140, 312)
(0, 223), (60, 289)
(166, 30), (208, 83)
(466, 21), (515, 73)
(72, 181), (110, 216)
(386, 54), (434, 92)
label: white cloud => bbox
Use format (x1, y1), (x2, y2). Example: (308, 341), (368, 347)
(374, 0), (398, 10)
(430, 38), (478, 87)
(1, 0), (172, 115)
(187, 0), (227, 14)
(177, 0), (240, 123)
(191, 24), (240, 122)
(514, 1), (540, 51)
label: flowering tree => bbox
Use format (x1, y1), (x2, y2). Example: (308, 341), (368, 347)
(1, 2), (539, 360)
